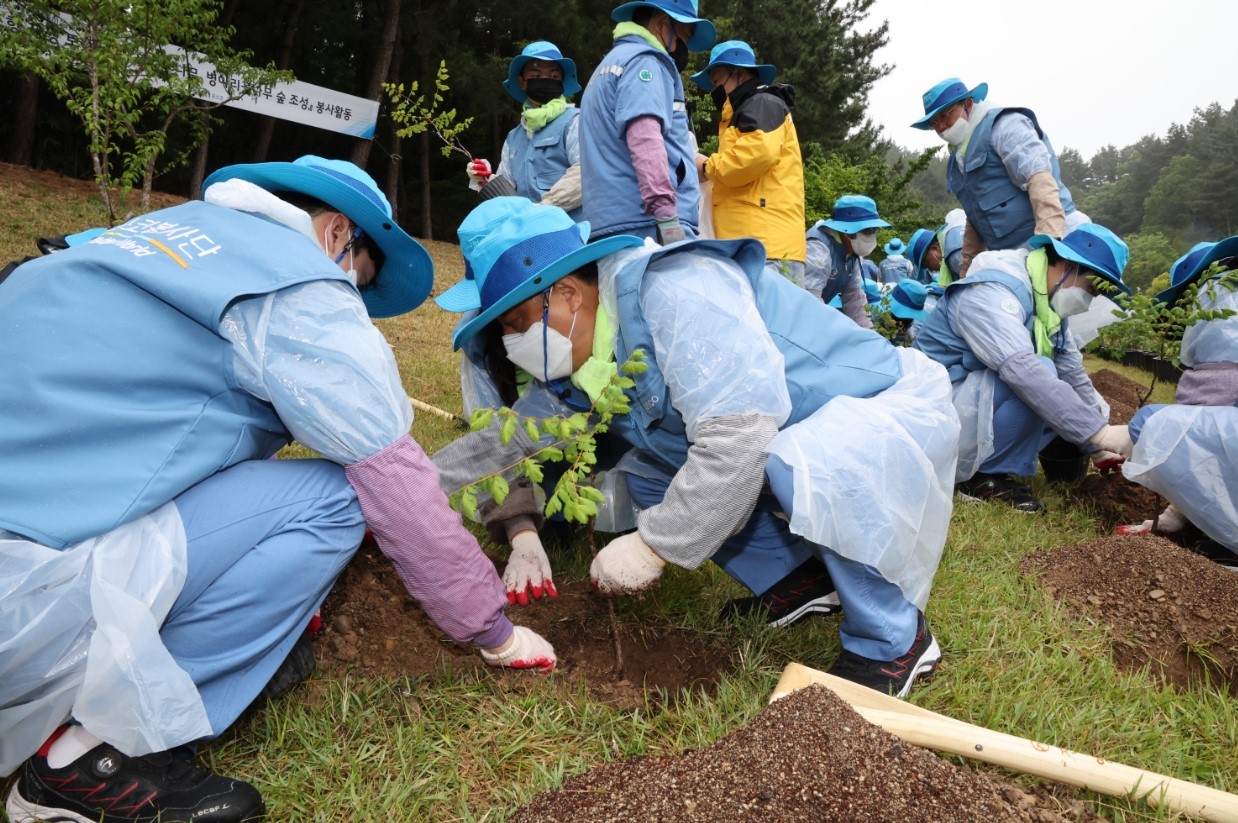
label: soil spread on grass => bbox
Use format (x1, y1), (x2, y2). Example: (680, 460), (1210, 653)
(316, 537), (734, 710)
(509, 684), (1089, 823)
(1023, 535), (1238, 697)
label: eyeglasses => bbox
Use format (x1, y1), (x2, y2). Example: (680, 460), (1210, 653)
(929, 102), (963, 132)
(349, 232), (386, 275)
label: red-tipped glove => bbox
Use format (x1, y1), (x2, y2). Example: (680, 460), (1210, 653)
(503, 531), (558, 606)
(466, 158), (493, 192)
(480, 625), (556, 673)
(1116, 504), (1186, 536)
(1091, 449), (1125, 475)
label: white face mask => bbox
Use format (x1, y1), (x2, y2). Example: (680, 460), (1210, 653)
(324, 225), (359, 285)
(1050, 285), (1093, 319)
(938, 115), (969, 146)
(503, 311), (578, 381)
(850, 233), (878, 258)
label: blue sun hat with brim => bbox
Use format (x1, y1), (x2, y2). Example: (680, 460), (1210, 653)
(203, 155), (433, 318)
(1155, 236), (1238, 305)
(911, 77), (988, 130)
(883, 237), (906, 257)
(689, 40), (776, 91)
(503, 41), (581, 103)
(822, 195), (891, 234)
(862, 279), (883, 304)
(907, 228), (937, 271)
(611, 0), (716, 51)
(889, 279), (930, 321)
(1028, 223), (1131, 295)
(440, 198), (644, 350)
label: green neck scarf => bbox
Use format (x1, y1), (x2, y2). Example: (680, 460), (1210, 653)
(614, 20), (666, 52)
(521, 97), (568, 138)
(570, 301), (618, 404)
(1026, 248), (1063, 357)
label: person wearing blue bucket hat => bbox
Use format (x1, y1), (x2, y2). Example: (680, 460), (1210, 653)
(907, 227), (942, 286)
(804, 194), (892, 327)
(438, 197), (962, 699)
(1116, 237), (1238, 568)
(0, 158), (558, 823)
(579, 0), (715, 245)
(464, 41), (585, 220)
(878, 237), (915, 284)
(878, 278), (932, 346)
(914, 222), (1135, 514)
(912, 78), (1086, 275)
(690, 41), (805, 280)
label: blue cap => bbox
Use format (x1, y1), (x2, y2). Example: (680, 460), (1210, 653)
(1028, 223), (1131, 295)
(689, 40), (776, 91)
(822, 195), (891, 234)
(203, 155), (433, 318)
(1155, 236), (1238, 305)
(503, 41), (580, 103)
(889, 279), (930, 321)
(611, 0), (716, 51)
(437, 198), (643, 350)
(911, 77), (988, 130)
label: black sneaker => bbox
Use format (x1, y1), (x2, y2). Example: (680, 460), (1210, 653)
(719, 556), (841, 628)
(826, 612), (942, 699)
(955, 472), (1046, 514)
(5, 743), (265, 823)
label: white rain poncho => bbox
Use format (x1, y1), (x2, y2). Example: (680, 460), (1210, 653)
(767, 347), (960, 609)
(0, 504), (209, 777)
(1123, 406), (1238, 551)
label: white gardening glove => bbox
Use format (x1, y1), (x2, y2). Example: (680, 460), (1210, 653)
(466, 158), (492, 192)
(480, 625), (556, 673)
(1117, 504), (1186, 536)
(502, 530), (557, 606)
(1090, 449), (1125, 475)
(1088, 424), (1133, 460)
(590, 531), (667, 595)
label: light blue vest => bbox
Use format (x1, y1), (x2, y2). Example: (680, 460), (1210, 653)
(610, 240), (903, 469)
(805, 224), (861, 304)
(879, 255), (914, 284)
(948, 107), (1075, 251)
(0, 201), (352, 548)
(505, 107), (581, 220)
(580, 35), (700, 238)
(912, 268), (1036, 383)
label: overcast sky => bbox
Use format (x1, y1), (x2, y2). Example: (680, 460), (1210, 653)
(863, 0), (1237, 159)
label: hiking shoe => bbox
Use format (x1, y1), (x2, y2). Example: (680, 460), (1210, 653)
(1190, 539), (1238, 572)
(955, 472), (1046, 514)
(719, 556), (841, 628)
(826, 612), (942, 699)
(5, 743), (265, 823)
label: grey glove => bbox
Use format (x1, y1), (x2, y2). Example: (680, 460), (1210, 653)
(656, 216), (687, 245)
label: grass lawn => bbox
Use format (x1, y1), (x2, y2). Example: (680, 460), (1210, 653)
(0, 167), (1232, 822)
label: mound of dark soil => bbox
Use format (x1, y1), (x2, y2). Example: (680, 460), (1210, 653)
(509, 683), (1086, 823)
(1088, 368), (1150, 425)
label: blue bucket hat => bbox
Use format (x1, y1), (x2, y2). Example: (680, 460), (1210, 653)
(203, 155), (433, 318)
(611, 0), (717, 51)
(862, 279), (883, 304)
(689, 40), (776, 91)
(822, 195), (891, 234)
(503, 41), (581, 103)
(1155, 236), (1238, 305)
(437, 198), (644, 350)
(1028, 223), (1131, 295)
(889, 279), (930, 321)
(883, 237), (906, 257)
(907, 228), (937, 271)
(911, 77), (988, 130)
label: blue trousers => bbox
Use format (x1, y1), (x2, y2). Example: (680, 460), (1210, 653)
(164, 459), (366, 737)
(980, 375), (1059, 477)
(627, 460), (919, 660)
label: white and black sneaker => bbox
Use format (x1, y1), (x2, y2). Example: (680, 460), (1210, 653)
(6, 741), (265, 823)
(826, 611), (942, 699)
(719, 556), (842, 628)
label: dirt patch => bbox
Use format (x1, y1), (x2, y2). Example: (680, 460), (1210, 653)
(1023, 535), (1238, 696)
(1088, 368), (1150, 425)
(509, 683), (1093, 823)
(316, 537), (735, 710)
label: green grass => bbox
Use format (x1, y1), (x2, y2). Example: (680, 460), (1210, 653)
(2, 171), (1235, 822)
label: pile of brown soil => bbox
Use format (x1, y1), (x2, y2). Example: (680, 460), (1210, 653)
(509, 684), (1086, 823)
(1023, 534), (1238, 696)
(1088, 368), (1150, 425)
